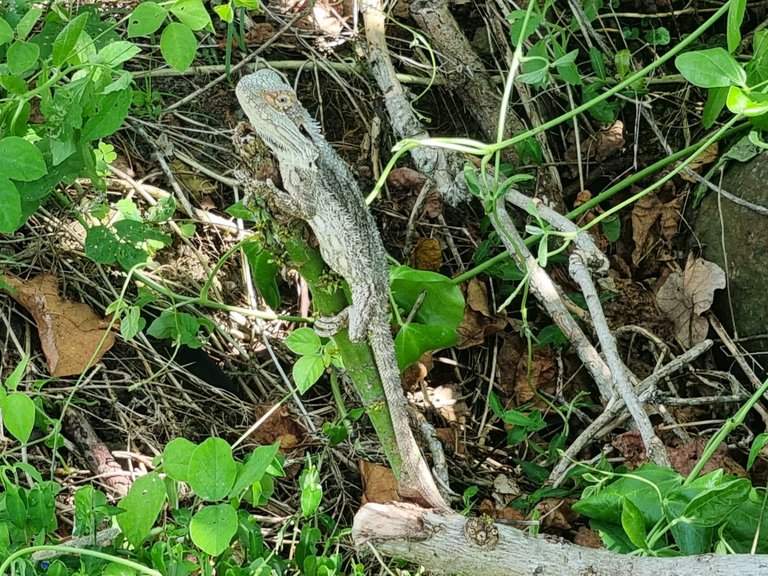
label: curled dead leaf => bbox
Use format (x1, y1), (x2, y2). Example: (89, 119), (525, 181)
(656, 255), (726, 347)
(2, 274), (115, 377)
(411, 237), (443, 272)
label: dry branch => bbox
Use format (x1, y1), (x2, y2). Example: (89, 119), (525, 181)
(353, 503), (768, 576)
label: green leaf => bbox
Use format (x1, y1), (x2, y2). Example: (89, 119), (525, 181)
(170, 0), (212, 31)
(160, 22), (196, 72)
(394, 323), (458, 370)
(285, 328), (322, 356)
(3, 356), (29, 391)
(589, 46), (606, 80)
(644, 27), (670, 46)
(189, 504), (238, 556)
(84, 226), (120, 264)
(390, 266), (464, 328)
(292, 354), (325, 394)
(0, 18), (13, 45)
(0, 137), (47, 182)
(726, 86), (768, 117)
(15, 7), (42, 40)
(98, 41), (142, 66)
(229, 443), (280, 497)
(2, 392), (36, 443)
(147, 311), (209, 347)
(505, 10), (542, 46)
(81, 88), (133, 141)
(0, 178), (21, 233)
(702, 87), (728, 128)
(7, 40), (40, 75)
(120, 306), (145, 341)
(163, 437), (198, 482)
(728, 0), (747, 53)
(573, 464), (683, 526)
(620, 498), (647, 549)
(214, 4), (233, 22)
(675, 48), (746, 88)
(188, 437), (237, 500)
(242, 242), (280, 309)
(52, 12), (89, 66)
(748, 433), (768, 470)
(600, 214), (620, 242)
(127, 2), (168, 37)
(117, 472), (166, 548)
(614, 49), (631, 79)
(682, 477), (752, 527)
(299, 466), (322, 518)
(1, 74), (27, 95)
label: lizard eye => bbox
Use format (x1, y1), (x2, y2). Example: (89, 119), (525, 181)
(275, 93), (292, 107)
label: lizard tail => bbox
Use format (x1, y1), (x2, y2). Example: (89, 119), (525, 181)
(368, 319), (450, 511)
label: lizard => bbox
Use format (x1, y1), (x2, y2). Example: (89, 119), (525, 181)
(235, 68), (449, 511)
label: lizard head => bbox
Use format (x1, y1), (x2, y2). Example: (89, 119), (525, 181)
(236, 70), (321, 166)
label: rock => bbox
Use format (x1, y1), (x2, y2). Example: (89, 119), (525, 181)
(693, 151), (768, 361)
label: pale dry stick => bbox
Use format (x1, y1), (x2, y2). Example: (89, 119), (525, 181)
(707, 312), (768, 426)
(490, 198), (615, 399)
(549, 340), (713, 486)
(353, 501), (768, 576)
(506, 191), (668, 465)
(359, 0), (466, 205)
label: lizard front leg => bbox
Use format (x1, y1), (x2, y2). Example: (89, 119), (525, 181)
(314, 281), (380, 342)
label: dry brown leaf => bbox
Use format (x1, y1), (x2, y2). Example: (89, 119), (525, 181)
(514, 347), (557, 406)
(456, 279), (506, 349)
(359, 460), (399, 505)
(466, 277), (491, 317)
(497, 333), (523, 397)
(387, 167), (426, 191)
(3, 274), (115, 377)
(667, 438), (746, 477)
(536, 498), (577, 530)
(631, 192), (683, 265)
(411, 237), (442, 272)
(248, 404), (305, 452)
(564, 120), (625, 163)
(656, 255), (726, 347)
(680, 143), (718, 182)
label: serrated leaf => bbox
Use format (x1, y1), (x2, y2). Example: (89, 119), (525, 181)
(189, 504), (237, 556)
(292, 354), (325, 393)
(127, 2), (167, 37)
(188, 437), (237, 500)
(284, 328), (322, 355)
(675, 48), (746, 88)
(2, 392), (36, 443)
(52, 12), (89, 66)
(160, 22), (196, 72)
(116, 472), (166, 548)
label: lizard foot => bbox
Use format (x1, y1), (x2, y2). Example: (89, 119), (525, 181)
(314, 307), (350, 339)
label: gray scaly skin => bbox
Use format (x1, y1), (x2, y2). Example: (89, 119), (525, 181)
(236, 69), (448, 510)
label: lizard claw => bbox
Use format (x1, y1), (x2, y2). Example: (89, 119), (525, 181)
(314, 307), (350, 338)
